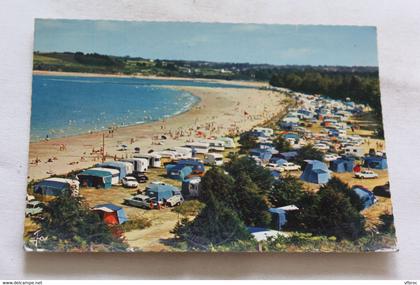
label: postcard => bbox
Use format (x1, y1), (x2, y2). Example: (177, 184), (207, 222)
(24, 19), (397, 252)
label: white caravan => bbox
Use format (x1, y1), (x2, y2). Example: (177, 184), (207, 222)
(343, 146), (365, 158)
(123, 158), (149, 173)
(200, 140), (225, 152)
(133, 153), (162, 168)
(218, 137), (236, 148)
(184, 142), (210, 154)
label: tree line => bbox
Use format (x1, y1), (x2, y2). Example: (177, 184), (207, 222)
(269, 70), (384, 136)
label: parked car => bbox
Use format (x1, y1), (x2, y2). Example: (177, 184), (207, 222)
(25, 201), (44, 217)
(123, 194), (160, 209)
(373, 182), (391, 198)
(266, 163), (283, 172)
(280, 162), (301, 172)
(122, 176), (139, 188)
(355, 170), (379, 179)
(313, 143), (329, 151)
(165, 194), (184, 207)
(324, 153), (341, 162)
(132, 171), (149, 183)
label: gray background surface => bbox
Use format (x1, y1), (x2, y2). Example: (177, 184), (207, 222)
(0, 0), (419, 279)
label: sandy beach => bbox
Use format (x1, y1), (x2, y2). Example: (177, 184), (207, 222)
(27, 81), (289, 181)
(32, 70), (270, 88)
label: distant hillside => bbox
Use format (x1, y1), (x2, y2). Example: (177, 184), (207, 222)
(33, 51), (378, 81)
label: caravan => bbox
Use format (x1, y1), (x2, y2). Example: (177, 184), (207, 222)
(200, 140), (225, 152)
(343, 146), (365, 157)
(134, 153), (162, 168)
(184, 142), (210, 154)
(218, 137), (236, 148)
(166, 147), (193, 159)
(123, 158), (149, 173)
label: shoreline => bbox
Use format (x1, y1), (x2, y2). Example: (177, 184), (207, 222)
(28, 84), (289, 181)
(32, 70), (269, 88)
(29, 86), (202, 143)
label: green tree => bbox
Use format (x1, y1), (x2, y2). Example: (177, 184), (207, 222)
(198, 167), (235, 205)
(36, 192), (126, 251)
(232, 172), (271, 227)
(269, 175), (305, 207)
(238, 131), (258, 152)
(273, 135), (291, 153)
(313, 187), (365, 240)
(173, 193), (251, 249)
(321, 177), (364, 211)
(295, 144), (324, 167)
(224, 156), (274, 192)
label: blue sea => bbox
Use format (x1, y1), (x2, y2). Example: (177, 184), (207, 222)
(30, 75), (252, 141)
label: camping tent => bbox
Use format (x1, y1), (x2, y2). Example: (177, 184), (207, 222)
(93, 203), (128, 225)
(330, 157), (355, 173)
(363, 156), (388, 170)
(269, 205), (299, 231)
(77, 169), (113, 189)
(166, 164), (193, 180)
(279, 151), (298, 161)
(352, 186), (376, 210)
(181, 177), (201, 198)
(145, 182), (181, 202)
(250, 148), (272, 161)
(270, 157), (288, 166)
(300, 160), (331, 184)
(33, 178), (80, 201)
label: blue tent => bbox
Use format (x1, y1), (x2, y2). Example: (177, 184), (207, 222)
(269, 208), (287, 231)
(270, 157), (287, 166)
(146, 183), (181, 202)
(300, 160), (331, 184)
(328, 129), (340, 137)
(77, 169), (113, 189)
(352, 186), (376, 209)
(34, 179), (72, 197)
(279, 151), (298, 161)
(258, 144), (279, 155)
(250, 148), (272, 161)
(166, 164), (193, 180)
(268, 206), (299, 231)
(166, 159), (204, 178)
(330, 157), (355, 173)
(96, 161), (129, 180)
(270, 170), (281, 180)
(93, 203), (128, 224)
(363, 156), (388, 170)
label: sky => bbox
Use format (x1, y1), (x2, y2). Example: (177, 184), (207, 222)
(34, 19), (378, 66)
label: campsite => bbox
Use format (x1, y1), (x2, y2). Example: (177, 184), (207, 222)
(24, 86), (395, 252)
(24, 21), (396, 253)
